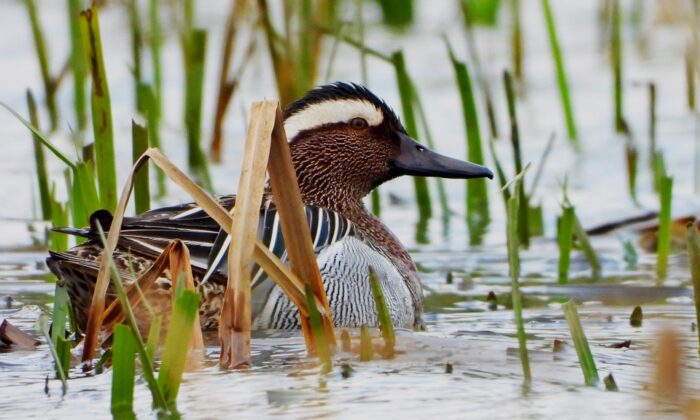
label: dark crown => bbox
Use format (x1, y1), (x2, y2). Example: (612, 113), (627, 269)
(283, 82), (404, 131)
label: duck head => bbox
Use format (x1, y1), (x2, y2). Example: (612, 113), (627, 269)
(283, 82), (493, 211)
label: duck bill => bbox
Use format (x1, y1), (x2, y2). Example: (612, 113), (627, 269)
(392, 134), (494, 179)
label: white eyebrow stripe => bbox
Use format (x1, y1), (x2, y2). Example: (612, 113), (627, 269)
(283, 99), (383, 141)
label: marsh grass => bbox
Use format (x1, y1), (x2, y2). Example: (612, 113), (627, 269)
(306, 284), (332, 371)
(81, 7), (118, 212)
(541, 0), (579, 146)
(686, 221), (700, 355)
(557, 205), (575, 283)
(392, 51), (432, 224)
(369, 267), (395, 358)
(26, 90), (50, 220)
(505, 175), (531, 383)
(562, 300), (600, 386)
(111, 324), (137, 419)
(131, 121), (149, 214)
(38, 314), (67, 395)
(23, 0), (58, 131)
(656, 175), (674, 280)
(445, 38), (490, 245)
(611, 0), (628, 134)
(67, 0), (87, 131)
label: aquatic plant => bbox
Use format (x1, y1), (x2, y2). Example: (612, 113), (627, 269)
(562, 300), (600, 386)
(541, 0), (579, 146)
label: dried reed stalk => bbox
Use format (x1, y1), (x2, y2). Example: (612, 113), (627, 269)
(219, 101), (274, 368)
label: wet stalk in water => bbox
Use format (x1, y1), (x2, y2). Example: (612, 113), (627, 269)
(648, 82), (657, 169)
(445, 37), (490, 245)
(305, 284), (332, 371)
(541, 0), (579, 146)
(81, 7), (118, 212)
(111, 324), (137, 420)
(656, 175), (674, 280)
(557, 205), (575, 283)
(562, 300), (600, 386)
(686, 221), (700, 355)
(369, 267), (395, 358)
(506, 177), (532, 383)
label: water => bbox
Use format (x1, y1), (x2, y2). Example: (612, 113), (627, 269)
(2, 0), (700, 418)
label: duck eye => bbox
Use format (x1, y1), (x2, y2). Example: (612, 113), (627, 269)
(350, 117), (368, 130)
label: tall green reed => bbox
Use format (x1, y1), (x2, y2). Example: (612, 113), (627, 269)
(111, 324), (137, 420)
(81, 7), (118, 212)
(445, 38), (490, 245)
(23, 0), (59, 131)
(67, 0), (88, 132)
(541, 0), (579, 146)
(132, 121), (150, 214)
(611, 0), (628, 133)
(506, 176), (531, 383)
(656, 175), (673, 280)
(27, 90), (51, 220)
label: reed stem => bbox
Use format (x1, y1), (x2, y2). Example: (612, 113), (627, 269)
(562, 300), (600, 386)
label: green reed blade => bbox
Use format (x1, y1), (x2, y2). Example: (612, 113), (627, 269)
(95, 225), (169, 412)
(445, 38), (490, 244)
(26, 90), (51, 220)
(368, 267), (395, 358)
(511, 0), (523, 81)
(158, 288), (200, 407)
(461, 0), (502, 27)
(23, 0), (58, 131)
(557, 205), (575, 283)
(38, 314), (67, 395)
(371, 189), (381, 216)
(541, 0), (578, 145)
(506, 179), (531, 383)
(111, 324), (137, 420)
(562, 299), (600, 386)
(131, 121), (150, 215)
(305, 284), (332, 371)
(503, 71), (529, 248)
(527, 204), (544, 237)
(146, 314), (163, 362)
(149, 0), (162, 118)
(656, 175), (674, 280)
(184, 29), (213, 192)
(611, 0), (627, 133)
(1, 102), (75, 169)
(687, 46), (696, 111)
(392, 51), (432, 221)
(128, 0), (143, 110)
(625, 141), (638, 202)
(686, 222), (700, 355)
(49, 187), (69, 252)
(654, 150), (667, 193)
(298, 0), (313, 90)
(81, 8), (118, 212)
(138, 83), (166, 197)
(71, 161), (100, 234)
(488, 139), (510, 203)
(377, 0), (413, 28)
(67, 0), (88, 131)
(411, 82), (451, 222)
(50, 281), (72, 381)
(359, 325), (373, 361)
(572, 210), (602, 280)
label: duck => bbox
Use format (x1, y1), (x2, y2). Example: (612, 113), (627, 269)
(47, 82), (493, 333)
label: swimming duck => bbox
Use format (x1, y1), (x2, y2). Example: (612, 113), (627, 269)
(47, 82), (493, 332)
